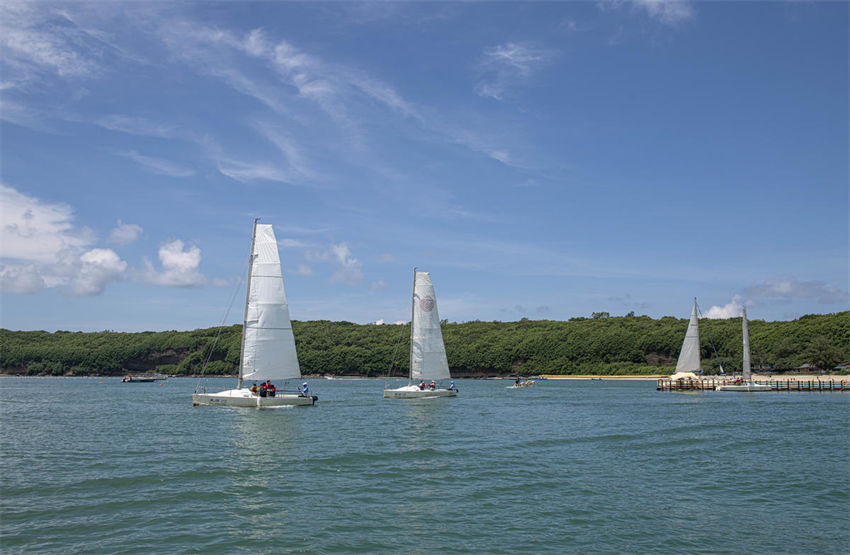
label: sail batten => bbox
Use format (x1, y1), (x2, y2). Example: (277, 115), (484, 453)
(240, 223), (301, 382)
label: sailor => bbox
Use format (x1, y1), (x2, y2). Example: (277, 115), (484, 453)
(450, 380), (455, 391)
(267, 382), (276, 397)
(429, 380), (436, 390)
(250, 382), (258, 395)
(259, 382), (267, 397)
(301, 382), (309, 396)
(515, 378), (521, 385)
(419, 381), (426, 390)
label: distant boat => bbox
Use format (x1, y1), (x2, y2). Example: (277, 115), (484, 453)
(668, 298), (702, 381)
(192, 219), (317, 407)
(509, 378), (535, 388)
(716, 308), (771, 392)
(122, 375), (166, 383)
(383, 269), (457, 399)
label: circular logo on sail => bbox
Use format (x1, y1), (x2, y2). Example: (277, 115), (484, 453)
(419, 296), (435, 312)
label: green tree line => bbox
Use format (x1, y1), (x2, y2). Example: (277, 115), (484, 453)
(1, 311), (847, 377)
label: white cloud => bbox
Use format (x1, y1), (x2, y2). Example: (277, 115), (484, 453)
(0, 183), (93, 263)
(371, 279), (386, 291)
(476, 42), (555, 100)
(108, 220), (143, 245)
(117, 150), (195, 177)
(0, 264), (46, 294)
(143, 240), (206, 287)
(72, 248), (127, 295)
(704, 295), (745, 319)
(330, 242), (364, 285)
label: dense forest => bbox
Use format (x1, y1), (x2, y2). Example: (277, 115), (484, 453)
(1, 311), (847, 377)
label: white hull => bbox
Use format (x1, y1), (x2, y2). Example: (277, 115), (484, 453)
(193, 388), (316, 407)
(383, 385), (457, 399)
(715, 383), (772, 392)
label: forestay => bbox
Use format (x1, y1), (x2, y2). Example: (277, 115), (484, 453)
(240, 223), (301, 382)
(675, 298), (701, 373)
(410, 271), (451, 382)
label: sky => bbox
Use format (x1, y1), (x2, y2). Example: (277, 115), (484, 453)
(1, 0), (847, 332)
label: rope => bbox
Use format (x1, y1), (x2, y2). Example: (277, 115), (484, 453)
(193, 274), (245, 393)
(385, 320), (410, 378)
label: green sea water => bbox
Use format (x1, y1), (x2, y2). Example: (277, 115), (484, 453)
(1, 377), (848, 553)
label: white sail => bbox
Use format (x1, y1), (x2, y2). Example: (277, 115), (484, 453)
(240, 223), (301, 382)
(410, 271), (451, 382)
(674, 298), (701, 373)
(742, 307), (751, 381)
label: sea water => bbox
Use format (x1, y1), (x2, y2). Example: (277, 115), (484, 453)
(1, 377), (848, 553)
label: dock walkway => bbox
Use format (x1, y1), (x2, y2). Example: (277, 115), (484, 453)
(657, 378), (849, 392)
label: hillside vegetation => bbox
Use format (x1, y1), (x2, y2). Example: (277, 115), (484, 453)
(1, 312), (847, 377)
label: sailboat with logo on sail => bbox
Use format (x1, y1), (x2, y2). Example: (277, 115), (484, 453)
(383, 268), (457, 399)
(192, 219), (317, 407)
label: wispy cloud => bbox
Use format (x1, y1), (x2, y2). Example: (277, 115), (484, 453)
(743, 277), (849, 304)
(117, 150), (196, 177)
(476, 42), (556, 100)
(634, 0), (695, 26)
(330, 242), (364, 285)
(108, 220), (143, 245)
(599, 0), (695, 27)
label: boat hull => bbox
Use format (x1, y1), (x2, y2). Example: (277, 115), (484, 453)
(383, 385), (457, 399)
(193, 388), (317, 407)
(715, 383), (772, 392)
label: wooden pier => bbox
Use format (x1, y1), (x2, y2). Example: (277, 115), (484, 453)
(657, 378), (849, 392)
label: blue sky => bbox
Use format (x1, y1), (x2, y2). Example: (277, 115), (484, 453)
(1, 1), (847, 332)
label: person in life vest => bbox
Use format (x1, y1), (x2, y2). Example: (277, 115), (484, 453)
(429, 380), (436, 390)
(300, 382), (309, 396)
(267, 381), (276, 397)
(419, 381), (426, 390)
(450, 380), (456, 391)
(259, 382), (268, 397)
(250, 383), (258, 396)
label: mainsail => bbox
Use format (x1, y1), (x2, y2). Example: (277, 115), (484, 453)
(742, 307), (751, 381)
(674, 298), (701, 373)
(239, 223), (301, 383)
(409, 271), (451, 382)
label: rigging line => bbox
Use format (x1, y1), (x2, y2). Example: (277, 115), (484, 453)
(385, 320), (410, 379)
(193, 273), (245, 393)
(697, 302), (724, 374)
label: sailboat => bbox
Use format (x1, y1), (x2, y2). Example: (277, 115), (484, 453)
(383, 269), (457, 399)
(668, 298), (702, 381)
(192, 219), (317, 407)
(716, 308), (771, 392)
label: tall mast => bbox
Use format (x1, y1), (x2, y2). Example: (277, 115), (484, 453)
(237, 218), (260, 390)
(409, 267), (416, 385)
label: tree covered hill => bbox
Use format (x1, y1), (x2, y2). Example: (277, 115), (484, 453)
(1, 311), (847, 377)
